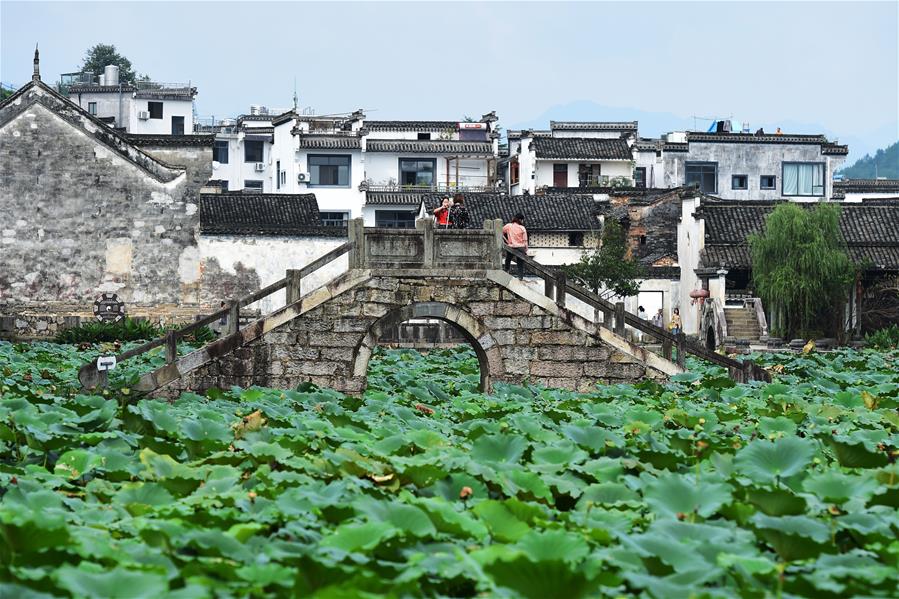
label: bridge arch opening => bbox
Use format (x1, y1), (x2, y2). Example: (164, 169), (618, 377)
(353, 302), (502, 393)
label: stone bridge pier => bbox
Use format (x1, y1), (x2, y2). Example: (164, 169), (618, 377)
(150, 219), (674, 397)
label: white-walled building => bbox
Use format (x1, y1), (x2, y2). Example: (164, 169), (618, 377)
(640, 129), (848, 201)
(506, 122), (637, 195)
(63, 66), (196, 135)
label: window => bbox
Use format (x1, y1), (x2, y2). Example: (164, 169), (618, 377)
(171, 116), (184, 135)
(244, 140), (264, 163)
(782, 163), (824, 196)
(685, 162), (717, 193)
(320, 211), (349, 227)
(553, 163), (568, 187)
(510, 160), (520, 185)
(399, 158), (436, 187)
(760, 175), (776, 190)
(375, 210), (416, 229)
(568, 232), (585, 247)
(417, 132), (431, 140)
(634, 167), (646, 188)
(578, 164), (601, 187)
(280, 170), (286, 186)
(276, 160), (281, 190)
(88, 102), (97, 115)
(309, 155), (350, 186)
(731, 174), (748, 190)
(244, 180), (263, 190)
(148, 101), (163, 119)
(213, 140), (229, 164)
(640, 235), (647, 245)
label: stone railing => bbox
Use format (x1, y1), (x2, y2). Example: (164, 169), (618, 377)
(347, 218), (503, 271)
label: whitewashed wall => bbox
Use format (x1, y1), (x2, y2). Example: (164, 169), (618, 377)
(198, 236), (348, 314)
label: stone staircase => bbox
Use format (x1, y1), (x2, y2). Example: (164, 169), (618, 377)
(724, 306), (761, 343)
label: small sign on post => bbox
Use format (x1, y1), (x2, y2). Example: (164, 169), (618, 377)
(96, 356), (117, 371)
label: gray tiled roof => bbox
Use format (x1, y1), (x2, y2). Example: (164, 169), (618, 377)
(366, 139), (493, 155)
(298, 135), (361, 150)
(698, 201), (899, 270)
(199, 193), (343, 236)
(687, 132), (847, 155)
(423, 193), (600, 231)
(365, 191), (430, 205)
(531, 137), (632, 160)
(835, 179), (899, 194)
(124, 134), (214, 147)
(366, 120), (458, 132)
(550, 121), (638, 131)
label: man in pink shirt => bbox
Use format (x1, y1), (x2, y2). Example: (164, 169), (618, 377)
(502, 213), (528, 278)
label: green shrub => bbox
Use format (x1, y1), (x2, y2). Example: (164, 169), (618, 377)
(53, 317), (163, 344)
(865, 324), (899, 349)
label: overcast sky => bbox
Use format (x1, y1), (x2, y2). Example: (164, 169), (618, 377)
(2, 1), (897, 146)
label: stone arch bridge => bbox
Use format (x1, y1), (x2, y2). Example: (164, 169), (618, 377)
(82, 219), (766, 397)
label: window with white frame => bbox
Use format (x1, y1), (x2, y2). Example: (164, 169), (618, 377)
(782, 163), (824, 196)
(320, 211), (349, 227)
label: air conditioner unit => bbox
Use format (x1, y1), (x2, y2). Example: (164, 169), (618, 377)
(138, 111), (150, 120)
(297, 172), (311, 183)
(254, 162), (266, 172)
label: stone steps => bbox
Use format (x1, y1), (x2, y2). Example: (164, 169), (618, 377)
(724, 308), (761, 342)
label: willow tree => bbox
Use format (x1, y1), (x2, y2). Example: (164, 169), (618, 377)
(749, 203), (854, 339)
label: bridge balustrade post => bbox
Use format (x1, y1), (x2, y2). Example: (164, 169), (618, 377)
(165, 330), (178, 364)
(676, 332), (687, 367)
(544, 277), (555, 299)
(485, 219), (503, 269)
(417, 217), (434, 268)
(614, 302), (626, 337)
(348, 218), (365, 269)
(285, 269), (301, 304)
(555, 272), (566, 309)
(662, 339), (673, 361)
(227, 300), (240, 335)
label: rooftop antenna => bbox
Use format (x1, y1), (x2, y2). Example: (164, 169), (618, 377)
(293, 77), (298, 113)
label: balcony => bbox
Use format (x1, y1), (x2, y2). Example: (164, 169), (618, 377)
(361, 182), (496, 194)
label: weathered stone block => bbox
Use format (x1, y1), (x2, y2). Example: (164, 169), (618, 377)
(299, 361), (341, 376)
(530, 361), (582, 378)
(333, 318), (371, 333)
(529, 331), (580, 345)
(320, 347), (354, 361)
(492, 302), (532, 316)
(308, 332), (360, 347)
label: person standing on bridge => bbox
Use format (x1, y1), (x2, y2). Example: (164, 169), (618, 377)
(502, 213), (528, 278)
(449, 194), (469, 229)
(434, 196), (452, 229)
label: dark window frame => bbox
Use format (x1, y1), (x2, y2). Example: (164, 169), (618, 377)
(213, 140), (229, 164)
(634, 167), (647, 188)
(87, 102), (97, 115)
(417, 132), (431, 140)
(171, 116), (185, 135)
(685, 161), (718, 193)
(510, 160), (520, 185)
(309, 154), (351, 187)
(147, 101), (163, 120)
(375, 209), (417, 229)
(320, 211), (349, 227)
(398, 157), (437, 188)
(731, 174), (748, 190)
(760, 175), (776, 190)
(568, 232), (585, 247)
(276, 160), (281, 190)
(244, 140), (264, 163)
(244, 180), (263, 190)
(782, 162), (825, 197)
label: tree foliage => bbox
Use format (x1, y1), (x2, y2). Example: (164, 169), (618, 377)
(563, 219), (644, 297)
(79, 43), (143, 84)
(749, 203), (855, 339)
(839, 141), (898, 179)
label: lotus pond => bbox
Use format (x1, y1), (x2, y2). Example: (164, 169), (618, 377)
(1, 341), (898, 598)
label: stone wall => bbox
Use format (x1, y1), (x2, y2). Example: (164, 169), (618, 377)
(159, 273), (664, 397)
(0, 84), (211, 314)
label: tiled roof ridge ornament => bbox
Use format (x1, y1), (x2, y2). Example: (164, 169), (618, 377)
(33, 44), (40, 81)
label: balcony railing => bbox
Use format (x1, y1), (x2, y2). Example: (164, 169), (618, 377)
(363, 183), (496, 193)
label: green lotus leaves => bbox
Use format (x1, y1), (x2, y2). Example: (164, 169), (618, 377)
(734, 436), (817, 484)
(643, 473), (733, 518)
(2, 342), (899, 597)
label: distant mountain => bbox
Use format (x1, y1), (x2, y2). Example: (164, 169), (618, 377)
(508, 100), (897, 165)
(839, 141), (899, 179)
